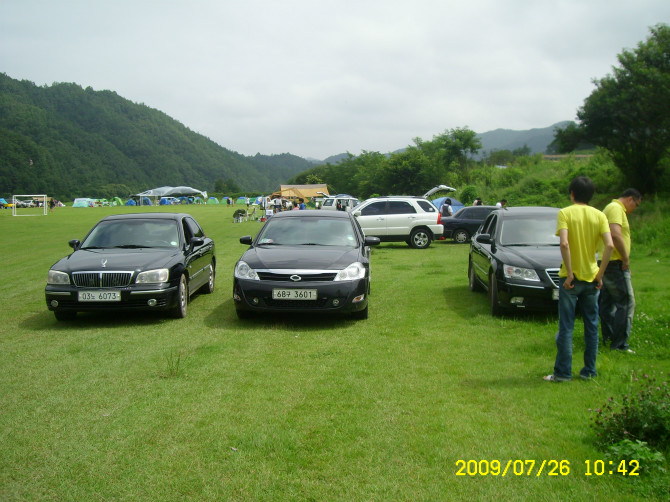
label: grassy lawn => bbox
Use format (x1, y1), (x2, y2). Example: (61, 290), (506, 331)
(0, 205), (668, 501)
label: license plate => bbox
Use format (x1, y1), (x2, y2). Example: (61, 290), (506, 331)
(272, 289), (318, 300)
(552, 289), (559, 300)
(78, 291), (121, 302)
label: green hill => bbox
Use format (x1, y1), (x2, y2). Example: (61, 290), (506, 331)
(0, 73), (309, 199)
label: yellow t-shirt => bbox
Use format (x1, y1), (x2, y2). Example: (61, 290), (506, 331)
(602, 199), (630, 261)
(556, 204), (610, 281)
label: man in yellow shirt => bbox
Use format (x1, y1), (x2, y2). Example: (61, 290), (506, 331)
(544, 177), (613, 382)
(599, 189), (642, 352)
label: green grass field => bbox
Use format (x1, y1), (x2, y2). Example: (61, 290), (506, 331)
(1, 205), (668, 501)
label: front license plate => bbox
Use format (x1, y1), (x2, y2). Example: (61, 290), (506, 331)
(78, 290), (121, 302)
(552, 289), (559, 300)
(272, 289), (318, 300)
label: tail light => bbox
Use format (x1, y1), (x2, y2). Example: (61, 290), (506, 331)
(437, 212), (442, 225)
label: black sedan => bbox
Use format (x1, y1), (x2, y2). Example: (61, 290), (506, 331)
(468, 207), (561, 315)
(442, 205), (497, 243)
(45, 213), (215, 320)
(233, 210), (380, 320)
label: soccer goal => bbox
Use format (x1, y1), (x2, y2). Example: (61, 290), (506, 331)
(12, 194), (48, 216)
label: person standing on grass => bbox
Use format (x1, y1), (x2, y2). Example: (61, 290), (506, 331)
(599, 188), (642, 353)
(544, 176), (614, 382)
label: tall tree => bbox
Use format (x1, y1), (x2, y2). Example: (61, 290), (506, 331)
(577, 24), (670, 193)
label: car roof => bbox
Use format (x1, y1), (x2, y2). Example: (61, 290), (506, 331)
(494, 206), (560, 217)
(271, 210), (351, 219)
(101, 213), (190, 221)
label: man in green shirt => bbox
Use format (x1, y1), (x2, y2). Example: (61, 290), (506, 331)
(599, 188), (642, 352)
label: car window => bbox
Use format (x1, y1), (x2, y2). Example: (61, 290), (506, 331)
(322, 199), (334, 207)
(500, 217), (560, 246)
(480, 214), (496, 235)
(471, 207), (491, 218)
(388, 201), (416, 215)
(257, 217), (357, 247)
(416, 200), (436, 212)
(82, 219), (180, 248)
(360, 201), (386, 216)
(184, 217), (204, 239)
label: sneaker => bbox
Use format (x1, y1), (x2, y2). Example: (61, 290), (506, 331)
(625, 349), (635, 354)
(543, 374), (570, 382)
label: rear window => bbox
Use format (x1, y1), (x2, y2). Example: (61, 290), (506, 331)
(417, 200), (436, 212)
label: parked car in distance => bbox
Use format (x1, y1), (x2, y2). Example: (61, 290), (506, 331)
(351, 196), (443, 249)
(45, 213), (215, 320)
(468, 207), (561, 315)
(442, 205), (497, 243)
(319, 194), (360, 211)
(233, 210), (380, 320)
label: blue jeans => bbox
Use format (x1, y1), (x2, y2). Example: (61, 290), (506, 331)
(554, 278), (600, 380)
(599, 261), (635, 350)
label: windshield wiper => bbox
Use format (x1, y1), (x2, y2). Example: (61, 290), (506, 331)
(114, 244), (152, 249)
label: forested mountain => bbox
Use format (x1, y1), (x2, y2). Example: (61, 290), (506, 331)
(0, 73), (308, 199)
(476, 122), (571, 157)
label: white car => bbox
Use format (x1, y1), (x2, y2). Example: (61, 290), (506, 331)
(351, 196), (444, 249)
(320, 194), (360, 211)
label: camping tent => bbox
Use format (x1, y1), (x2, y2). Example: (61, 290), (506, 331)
(135, 186), (207, 199)
(271, 184), (329, 200)
(431, 197), (464, 214)
(111, 197), (124, 206)
(72, 198), (95, 207)
(207, 197), (219, 204)
(235, 197), (247, 205)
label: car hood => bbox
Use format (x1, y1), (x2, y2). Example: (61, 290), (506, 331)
(497, 245), (562, 269)
(52, 248), (180, 272)
(241, 245), (363, 270)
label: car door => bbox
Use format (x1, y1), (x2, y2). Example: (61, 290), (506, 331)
(471, 213), (498, 282)
(181, 216), (213, 290)
(353, 201), (388, 236)
(385, 200), (417, 236)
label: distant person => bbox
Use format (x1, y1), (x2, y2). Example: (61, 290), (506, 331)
(299, 198), (306, 210)
(441, 198), (453, 217)
(473, 197), (483, 206)
(544, 176), (613, 383)
(599, 188), (642, 353)
(496, 199), (507, 208)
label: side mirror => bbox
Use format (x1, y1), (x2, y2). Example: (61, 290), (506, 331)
(475, 234), (492, 244)
(239, 236), (253, 245)
(69, 239), (80, 250)
(364, 236), (381, 246)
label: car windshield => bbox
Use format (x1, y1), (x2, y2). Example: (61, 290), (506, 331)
(256, 217), (357, 247)
(81, 220), (180, 249)
(500, 217), (559, 246)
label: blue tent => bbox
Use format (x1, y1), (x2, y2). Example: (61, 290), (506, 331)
(431, 197), (464, 214)
(125, 199), (136, 206)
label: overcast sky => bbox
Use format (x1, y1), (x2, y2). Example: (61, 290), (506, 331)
(2, 1), (669, 159)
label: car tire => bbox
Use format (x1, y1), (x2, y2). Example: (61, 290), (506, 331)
(453, 229), (470, 244)
(489, 272), (503, 316)
(469, 261), (482, 292)
(171, 274), (188, 318)
(54, 310), (77, 321)
(202, 265), (215, 294)
(351, 305), (369, 320)
(409, 228), (431, 249)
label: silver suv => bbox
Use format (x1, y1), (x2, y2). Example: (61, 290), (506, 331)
(351, 196), (443, 249)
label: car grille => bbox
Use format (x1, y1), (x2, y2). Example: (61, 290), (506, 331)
(545, 268), (560, 288)
(264, 297), (332, 308)
(72, 271), (133, 288)
(257, 271), (338, 282)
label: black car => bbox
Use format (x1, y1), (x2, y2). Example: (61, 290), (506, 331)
(233, 210), (380, 320)
(45, 213), (215, 320)
(468, 207), (561, 315)
(442, 205), (497, 243)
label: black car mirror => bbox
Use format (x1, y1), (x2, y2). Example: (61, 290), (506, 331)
(69, 239), (80, 250)
(239, 236), (253, 245)
(476, 234), (492, 244)
(364, 236), (381, 246)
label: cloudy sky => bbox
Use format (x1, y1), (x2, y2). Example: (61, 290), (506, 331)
(1, 1), (668, 159)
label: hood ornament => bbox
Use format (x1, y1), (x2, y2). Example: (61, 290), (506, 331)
(101, 258), (108, 268)
(290, 275), (302, 282)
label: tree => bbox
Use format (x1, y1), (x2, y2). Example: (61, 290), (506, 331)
(577, 24), (670, 193)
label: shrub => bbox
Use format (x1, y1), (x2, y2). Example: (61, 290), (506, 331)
(605, 439), (666, 476)
(591, 372), (670, 451)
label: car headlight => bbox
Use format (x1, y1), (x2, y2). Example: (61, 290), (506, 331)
(334, 262), (366, 281)
(503, 265), (540, 282)
(47, 270), (70, 285)
(136, 268), (169, 284)
(235, 261), (259, 280)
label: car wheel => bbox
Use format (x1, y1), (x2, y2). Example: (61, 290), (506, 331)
(54, 310), (77, 321)
(489, 272), (503, 316)
(202, 265), (215, 294)
(469, 260), (482, 292)
(351, 305), (369, 320)
(453, 229), (470, 244)
(409, 228), (431, 249)
(171, 274), (188, 318)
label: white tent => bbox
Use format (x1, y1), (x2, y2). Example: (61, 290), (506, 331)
(135, 186), (208, 199)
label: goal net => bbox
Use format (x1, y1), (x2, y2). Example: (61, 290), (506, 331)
(12, 194), (48, 216)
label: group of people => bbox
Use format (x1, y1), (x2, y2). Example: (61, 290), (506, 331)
(544, 177), (641, 382)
